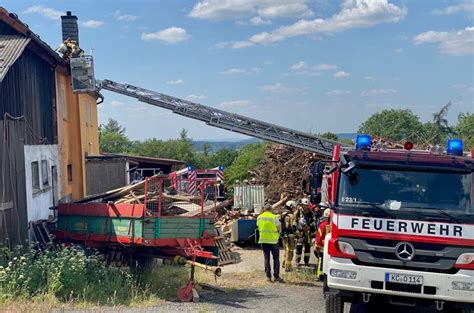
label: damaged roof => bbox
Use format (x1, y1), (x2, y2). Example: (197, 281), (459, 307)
(0, 7), (67, 81)
(0, 34), (30, 81)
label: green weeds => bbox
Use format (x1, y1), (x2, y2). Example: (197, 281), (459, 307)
(0, 244), (189, 308)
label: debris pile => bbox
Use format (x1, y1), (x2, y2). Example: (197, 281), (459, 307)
(76, 175), (216, 217)
(252, 144), (320, 203)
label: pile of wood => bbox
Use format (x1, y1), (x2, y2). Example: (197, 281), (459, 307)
(251, 144), (323, 204)
(76, 175), (213, 216)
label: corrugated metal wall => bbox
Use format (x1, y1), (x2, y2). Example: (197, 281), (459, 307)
(0, 48), (56, 144)
(0, 120), (29, 247)
(234, 185), (265, 212)
(86, 158), (128, 195)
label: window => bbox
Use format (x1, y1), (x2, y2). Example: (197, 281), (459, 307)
(67, 164), (73, 182)
(338, 168), (473, 213)
(41, 160), (49, 187)
(31, 162), (40, 192)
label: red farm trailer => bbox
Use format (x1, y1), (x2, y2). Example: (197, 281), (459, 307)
(53, 175), (222, 301)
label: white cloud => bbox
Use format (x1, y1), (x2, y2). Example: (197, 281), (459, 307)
(189, 0), (313, 20)
(361, 88), (397, 96)
(249, 16), (272, 25)
(213, 41), (255, 49)
(187, 94), (207, 100)
(166, 79), (184, 85)
(219, 100), (250, 107)
(257, 3), (314, 18)
(413, 27), (474, 56)
(289, 61), (307, 70)
(364, 75), (375, 81)
(82, 20), (105, 28)
(260, 82), (291, 93)
(431, 1), (474, 15)
(289, 61), (336, 76)
(220, 67), (260, 74)
(23, 5), (64, 21)
(244, 0), (407, 45)
(142, 27), (190, 43)
(394, 48), (403, 53)
(114, 11), (140, 21)
(333, 71), (350, 78)
(326, 90), (351, 96)
(313, 63), (337, 70)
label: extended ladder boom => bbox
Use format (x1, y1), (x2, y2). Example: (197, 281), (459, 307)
(98, 79), (339, 157)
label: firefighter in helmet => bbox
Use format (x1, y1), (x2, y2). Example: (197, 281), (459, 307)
(281, 200), (298, 272)
(295, 198), (317, 266)
(315, 206), (331, 278)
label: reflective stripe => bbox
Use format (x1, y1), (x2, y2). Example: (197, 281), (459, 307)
(257, 211), (279, 244)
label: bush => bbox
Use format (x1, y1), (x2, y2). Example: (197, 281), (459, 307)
(0, 245), (135, 305)
(0, 245), (192, 307)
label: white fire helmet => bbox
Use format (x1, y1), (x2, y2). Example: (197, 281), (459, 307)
(323, 208), (331, 218)
(286, 200), (297, 208)
(301, 198), (310, 206)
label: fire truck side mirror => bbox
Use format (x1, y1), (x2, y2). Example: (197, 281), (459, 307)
(341, 161), (356, 174)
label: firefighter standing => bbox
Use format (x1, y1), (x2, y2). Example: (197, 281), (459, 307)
(295, 198), (317, 266)
(315, 208), (331, 278)
(281, 200), (297, 272)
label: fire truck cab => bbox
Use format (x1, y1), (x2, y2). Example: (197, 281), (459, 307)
(321, 136), (474, 313)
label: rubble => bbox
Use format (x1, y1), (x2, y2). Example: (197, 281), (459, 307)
(252, 144), (325, 204)
(75, 174), (217, 217)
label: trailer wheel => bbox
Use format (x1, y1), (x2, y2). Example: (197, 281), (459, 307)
(325, 293), (344, 313)
(129, 254), (155, 271)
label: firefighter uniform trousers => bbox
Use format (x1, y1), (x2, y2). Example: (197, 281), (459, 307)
(295, 231), (311, 265)
(282, 234), (296, 271)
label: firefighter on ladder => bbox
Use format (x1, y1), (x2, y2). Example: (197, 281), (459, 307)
(281, 200), (297, 272)
(295, 198), (317, 266)
(315, 207), (331, 279)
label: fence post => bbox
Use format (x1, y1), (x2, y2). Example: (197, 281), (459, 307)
(158, 178), (163, 216)
(143, 177), (148, 218)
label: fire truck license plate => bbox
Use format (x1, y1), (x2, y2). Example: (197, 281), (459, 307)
(385, 273), (423, 285)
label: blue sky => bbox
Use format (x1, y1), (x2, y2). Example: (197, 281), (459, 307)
(3, 0), (473, 141)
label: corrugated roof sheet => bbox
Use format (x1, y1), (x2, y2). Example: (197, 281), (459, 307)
(0, 34), (30, 82)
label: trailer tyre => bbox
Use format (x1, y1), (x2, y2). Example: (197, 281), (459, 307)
(130, 254), (155, 271)
(325, 294), (344, 313)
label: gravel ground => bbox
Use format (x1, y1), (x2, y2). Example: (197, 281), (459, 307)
(61, 246), (463, 313)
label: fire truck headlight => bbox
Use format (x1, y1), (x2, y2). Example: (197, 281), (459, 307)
(452, 281), (474, 291)
(455, 253), (474, 265)
(330, 269), (357, 280)
(337, 241), (356, 257)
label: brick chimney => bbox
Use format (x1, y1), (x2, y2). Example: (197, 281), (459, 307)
(61, 11), (79, 44)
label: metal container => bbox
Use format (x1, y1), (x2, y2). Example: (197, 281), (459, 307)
(230, 219), (257, 243)
(234, 185), (265, 212)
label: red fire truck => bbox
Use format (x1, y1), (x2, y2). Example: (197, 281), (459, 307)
(169, 166), (225, 200)
(321, 136), (473, 313)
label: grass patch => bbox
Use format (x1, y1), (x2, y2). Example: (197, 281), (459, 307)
(282, 267), (322, 287)
(0, 244), (191, 309)
(196, 268), (270, 290)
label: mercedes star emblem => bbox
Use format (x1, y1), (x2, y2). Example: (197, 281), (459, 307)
(395, 242), (415, 261)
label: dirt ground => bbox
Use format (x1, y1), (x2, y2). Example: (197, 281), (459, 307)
(153, 245), (341, 313)
(146, 246), (443, 313)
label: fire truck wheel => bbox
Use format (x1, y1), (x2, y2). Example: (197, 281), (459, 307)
(325, 293), (343, 313)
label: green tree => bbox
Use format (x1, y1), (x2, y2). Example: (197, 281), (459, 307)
(427, 102), (454, 144)
(211, 148), (239, 168)
(319, 132), (339, 141)
(99, 119), (131, 153)
(455, 112), (474, 149)
(358, 109), (424, 143)
(225, 142), (269, 186)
